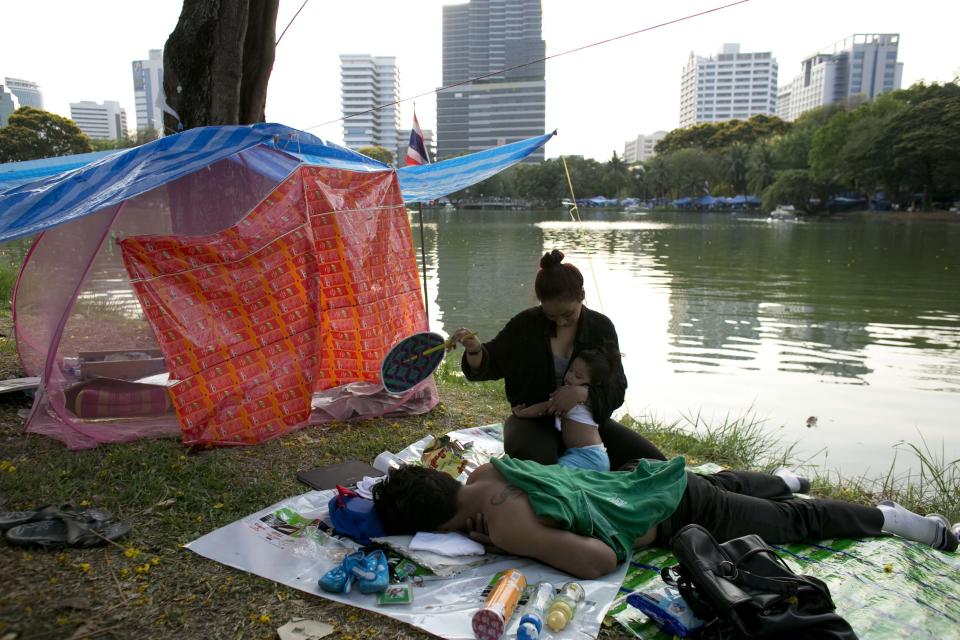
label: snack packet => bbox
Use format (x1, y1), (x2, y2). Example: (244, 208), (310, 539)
(421, 435), (471, 478)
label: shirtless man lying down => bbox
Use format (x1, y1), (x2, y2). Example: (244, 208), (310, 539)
(372, 456), (957, 579)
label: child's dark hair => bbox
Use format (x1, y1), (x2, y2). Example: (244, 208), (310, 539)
(372, 465), (461, 535)
(574, 346), (621, 423)
(575, 348), (617, 387)
(535, 250), (584, 302)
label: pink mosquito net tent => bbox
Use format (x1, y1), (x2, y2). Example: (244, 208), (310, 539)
(0, 124), (553, 449)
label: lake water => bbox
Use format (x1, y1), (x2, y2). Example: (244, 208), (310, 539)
(412, 208), (960, 477)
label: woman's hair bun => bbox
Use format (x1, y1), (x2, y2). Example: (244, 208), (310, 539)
(539, 249), (565, 269)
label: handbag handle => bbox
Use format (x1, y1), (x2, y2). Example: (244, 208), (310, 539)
(735, 546), (793, 573)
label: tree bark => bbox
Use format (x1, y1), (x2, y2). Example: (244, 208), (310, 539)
(163, 0), (279, 132)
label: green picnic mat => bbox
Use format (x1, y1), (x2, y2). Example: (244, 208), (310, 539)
(608, 535), (960, 638)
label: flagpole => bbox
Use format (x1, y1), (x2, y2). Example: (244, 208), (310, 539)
(417, 202), (429, 325)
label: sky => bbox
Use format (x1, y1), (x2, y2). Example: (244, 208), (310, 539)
(2, 0), (958, 161)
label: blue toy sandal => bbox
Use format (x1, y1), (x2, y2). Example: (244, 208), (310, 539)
(353, 550), (389, 593)
(318, 550), (365, 593)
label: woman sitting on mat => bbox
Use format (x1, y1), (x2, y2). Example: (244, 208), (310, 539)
(373, 458), (959, 580)
(512, 348), (619, 471)
(448, 249), (664, 470)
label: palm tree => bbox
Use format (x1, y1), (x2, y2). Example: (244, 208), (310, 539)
(747, 140), (777, 195)
(723, 143), (749, 194)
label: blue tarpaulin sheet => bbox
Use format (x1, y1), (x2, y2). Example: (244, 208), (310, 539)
(0, 123), (552, 244)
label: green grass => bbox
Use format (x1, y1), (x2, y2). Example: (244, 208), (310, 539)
(623, 408), (796, 470)
(0, 262), (17, 312)
(811, 436), (960, 521)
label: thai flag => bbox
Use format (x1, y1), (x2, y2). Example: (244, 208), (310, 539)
(405, 111), (430, 166)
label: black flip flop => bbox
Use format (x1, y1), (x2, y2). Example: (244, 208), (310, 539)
(5, 516), (131, 548)
(0, 505), (113, 531)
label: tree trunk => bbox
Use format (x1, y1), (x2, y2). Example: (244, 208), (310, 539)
(163, 0), (279, 133)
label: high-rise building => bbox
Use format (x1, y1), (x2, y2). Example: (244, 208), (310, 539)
(623, 131), (668, 164)
(0, 85), (19, 126)
(4, 77), (44, 110)
(132, 49), (165, 135)
(678, 43), (778, 128)
(70, 100), (128, 140)
(776, 34), (903, 122)
(340, 54), (401, 153)
(437, 0), (546, 162)
(396, 127), (435, 167)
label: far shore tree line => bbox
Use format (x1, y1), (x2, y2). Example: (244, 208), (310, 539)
(2, 80), (958, 213)
(455, 81), (960, 213)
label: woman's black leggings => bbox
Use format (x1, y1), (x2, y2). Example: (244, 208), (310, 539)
(503, 414), (666, 469)
(656, 470), (884, 545)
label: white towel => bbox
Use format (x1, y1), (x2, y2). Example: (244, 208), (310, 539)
(354, 475), (387, 499)
(409, 531), (486, 557)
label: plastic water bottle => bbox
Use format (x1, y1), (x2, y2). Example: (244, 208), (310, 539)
(546, 581), (585, 632)
(516, 581), (554, 640)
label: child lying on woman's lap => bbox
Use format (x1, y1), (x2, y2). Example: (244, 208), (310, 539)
(512, 349), (615, 471)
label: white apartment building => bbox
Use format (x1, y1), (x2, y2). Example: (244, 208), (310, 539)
(777, 34), (903, 122)
(4, 77), (43, 110)
(679, 43), (778, 128)
(623, 131), (667, 164)
(70, 100), (128, 140)
(132, 49), (165, 134)
(340, 54), (400, 152)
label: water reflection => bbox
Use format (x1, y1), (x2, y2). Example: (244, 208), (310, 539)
(415, 209), (960, 474)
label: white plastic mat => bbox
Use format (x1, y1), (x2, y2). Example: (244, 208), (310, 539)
(186, 426), (628, 639)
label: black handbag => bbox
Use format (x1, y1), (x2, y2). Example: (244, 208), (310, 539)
(661, 524), (858, 639)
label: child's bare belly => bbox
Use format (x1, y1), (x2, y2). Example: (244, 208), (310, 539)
(562, 420), (603, 449)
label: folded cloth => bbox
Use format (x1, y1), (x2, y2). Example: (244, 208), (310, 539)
(409, 531), (485, 557)
(355, 475), (387, 499)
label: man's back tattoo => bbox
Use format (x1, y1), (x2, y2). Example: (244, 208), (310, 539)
(489, 486), (525, 506)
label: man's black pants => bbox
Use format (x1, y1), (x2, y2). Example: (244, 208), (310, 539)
(656, 470), (884, 545)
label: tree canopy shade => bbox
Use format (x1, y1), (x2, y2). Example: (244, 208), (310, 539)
(357, 146), (394, 166)
(0, 107), (93, 163)
(163, 0), (279, 132)
(655, 114), (792, 155)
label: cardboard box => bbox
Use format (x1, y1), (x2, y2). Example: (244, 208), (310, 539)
(78, 349), (167, 381)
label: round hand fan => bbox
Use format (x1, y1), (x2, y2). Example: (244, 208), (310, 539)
(381, 332), (447, 395)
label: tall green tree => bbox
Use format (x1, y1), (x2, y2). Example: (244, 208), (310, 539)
(761, 169), (818, 213)
(722, 143), (750, 194)
(746, 140), (777, 194)
(888, 96), (960, 209)
(663, 148), (718, 198)
(0, 107), (93, 162)
(600, 151), (632, 197)
(643, 155), (671, 200)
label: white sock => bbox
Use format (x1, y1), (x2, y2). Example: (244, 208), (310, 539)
(773, 467), (809, 494)
(877, 501), (958, 551)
